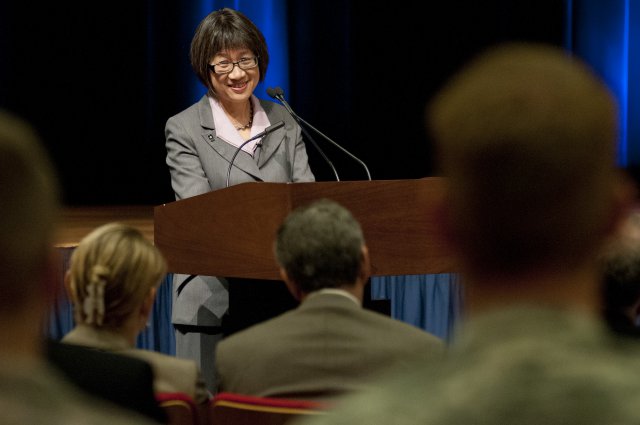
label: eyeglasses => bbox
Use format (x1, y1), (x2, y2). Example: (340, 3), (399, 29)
(208, 57), (259, 75)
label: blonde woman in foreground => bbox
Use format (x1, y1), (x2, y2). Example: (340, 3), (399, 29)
(62, 223), (209, 404)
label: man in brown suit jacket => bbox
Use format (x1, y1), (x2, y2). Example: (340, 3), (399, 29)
(215, 199), (444, 401)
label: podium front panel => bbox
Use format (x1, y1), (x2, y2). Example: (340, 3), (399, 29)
(154, 179), (455, 279)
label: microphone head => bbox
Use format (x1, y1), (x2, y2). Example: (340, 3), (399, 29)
(266, 87), (278, 99)
(274, 87), (285, 96)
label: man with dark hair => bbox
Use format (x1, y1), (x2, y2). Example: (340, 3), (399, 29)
(300, 43), (640, 424)
(215, 199), (443, 400)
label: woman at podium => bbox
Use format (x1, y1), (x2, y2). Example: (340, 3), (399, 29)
(164, 8), (315, 393)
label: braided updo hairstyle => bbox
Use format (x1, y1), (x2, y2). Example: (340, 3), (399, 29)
(67, 223), (167, 328)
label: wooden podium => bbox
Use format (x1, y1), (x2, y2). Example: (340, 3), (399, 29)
(154, 178), (455, 280)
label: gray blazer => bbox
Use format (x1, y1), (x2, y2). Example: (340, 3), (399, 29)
(165, 95), (315, 327)
(215, 293), (445, 401)
(166, 95), (315, 200)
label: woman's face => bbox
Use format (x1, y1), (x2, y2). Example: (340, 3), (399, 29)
(209, 48), (260, 106)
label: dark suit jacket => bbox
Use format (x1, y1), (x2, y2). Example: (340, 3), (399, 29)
(46, 340), (166, 423)
(215, 292), (445, 400)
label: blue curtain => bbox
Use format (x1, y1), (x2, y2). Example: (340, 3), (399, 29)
(370, 274), (463, 343)
(136, 275), (175, 354)
(47, 247), (74, 341)
(49, 269), (462, 351)
(47, 248), (461, 350)
(183, 0), (290, 103)
(567, 0), (640, 165)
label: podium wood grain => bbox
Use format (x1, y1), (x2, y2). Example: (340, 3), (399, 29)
(154, 178), (456, 279)
(55, 205), (154, 247)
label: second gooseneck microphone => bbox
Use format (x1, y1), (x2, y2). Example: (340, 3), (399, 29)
(267, 87), (340, 181)
(267, 87), (371, 181)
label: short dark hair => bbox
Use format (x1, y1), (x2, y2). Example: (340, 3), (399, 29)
(190, 8), (269, 97)
(0, 110), (59, 311)
(275, 199), (365, 294)
(429, 43), (618, 274)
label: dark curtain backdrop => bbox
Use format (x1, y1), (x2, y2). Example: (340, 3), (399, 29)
(286, 1), (565, 182)
(567, 0), (640, 167)
(0, 1), (565, 205)
(3, 1), (638, 199)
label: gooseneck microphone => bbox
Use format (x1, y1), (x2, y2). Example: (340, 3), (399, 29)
(267, 88), (340, 181)
(179, 122), (285, 297)
(267, 87), (372, 181)
(226, 120), (285, 188)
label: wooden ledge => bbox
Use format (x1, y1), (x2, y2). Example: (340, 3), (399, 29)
(55, 205), (155, 248)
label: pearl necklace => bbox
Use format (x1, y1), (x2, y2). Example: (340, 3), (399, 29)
(235, 101), (254, 131)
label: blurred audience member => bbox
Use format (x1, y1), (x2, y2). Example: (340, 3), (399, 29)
(0, 110), (155, 424)
(297, 43), (640, 425)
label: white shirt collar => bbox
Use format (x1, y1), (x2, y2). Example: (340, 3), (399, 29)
(306, 288), (361, 306)
(208, 95), (270, 155)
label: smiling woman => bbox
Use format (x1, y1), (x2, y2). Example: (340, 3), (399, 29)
(164, 7), (316, 393)
(208, 48), (260, 139)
